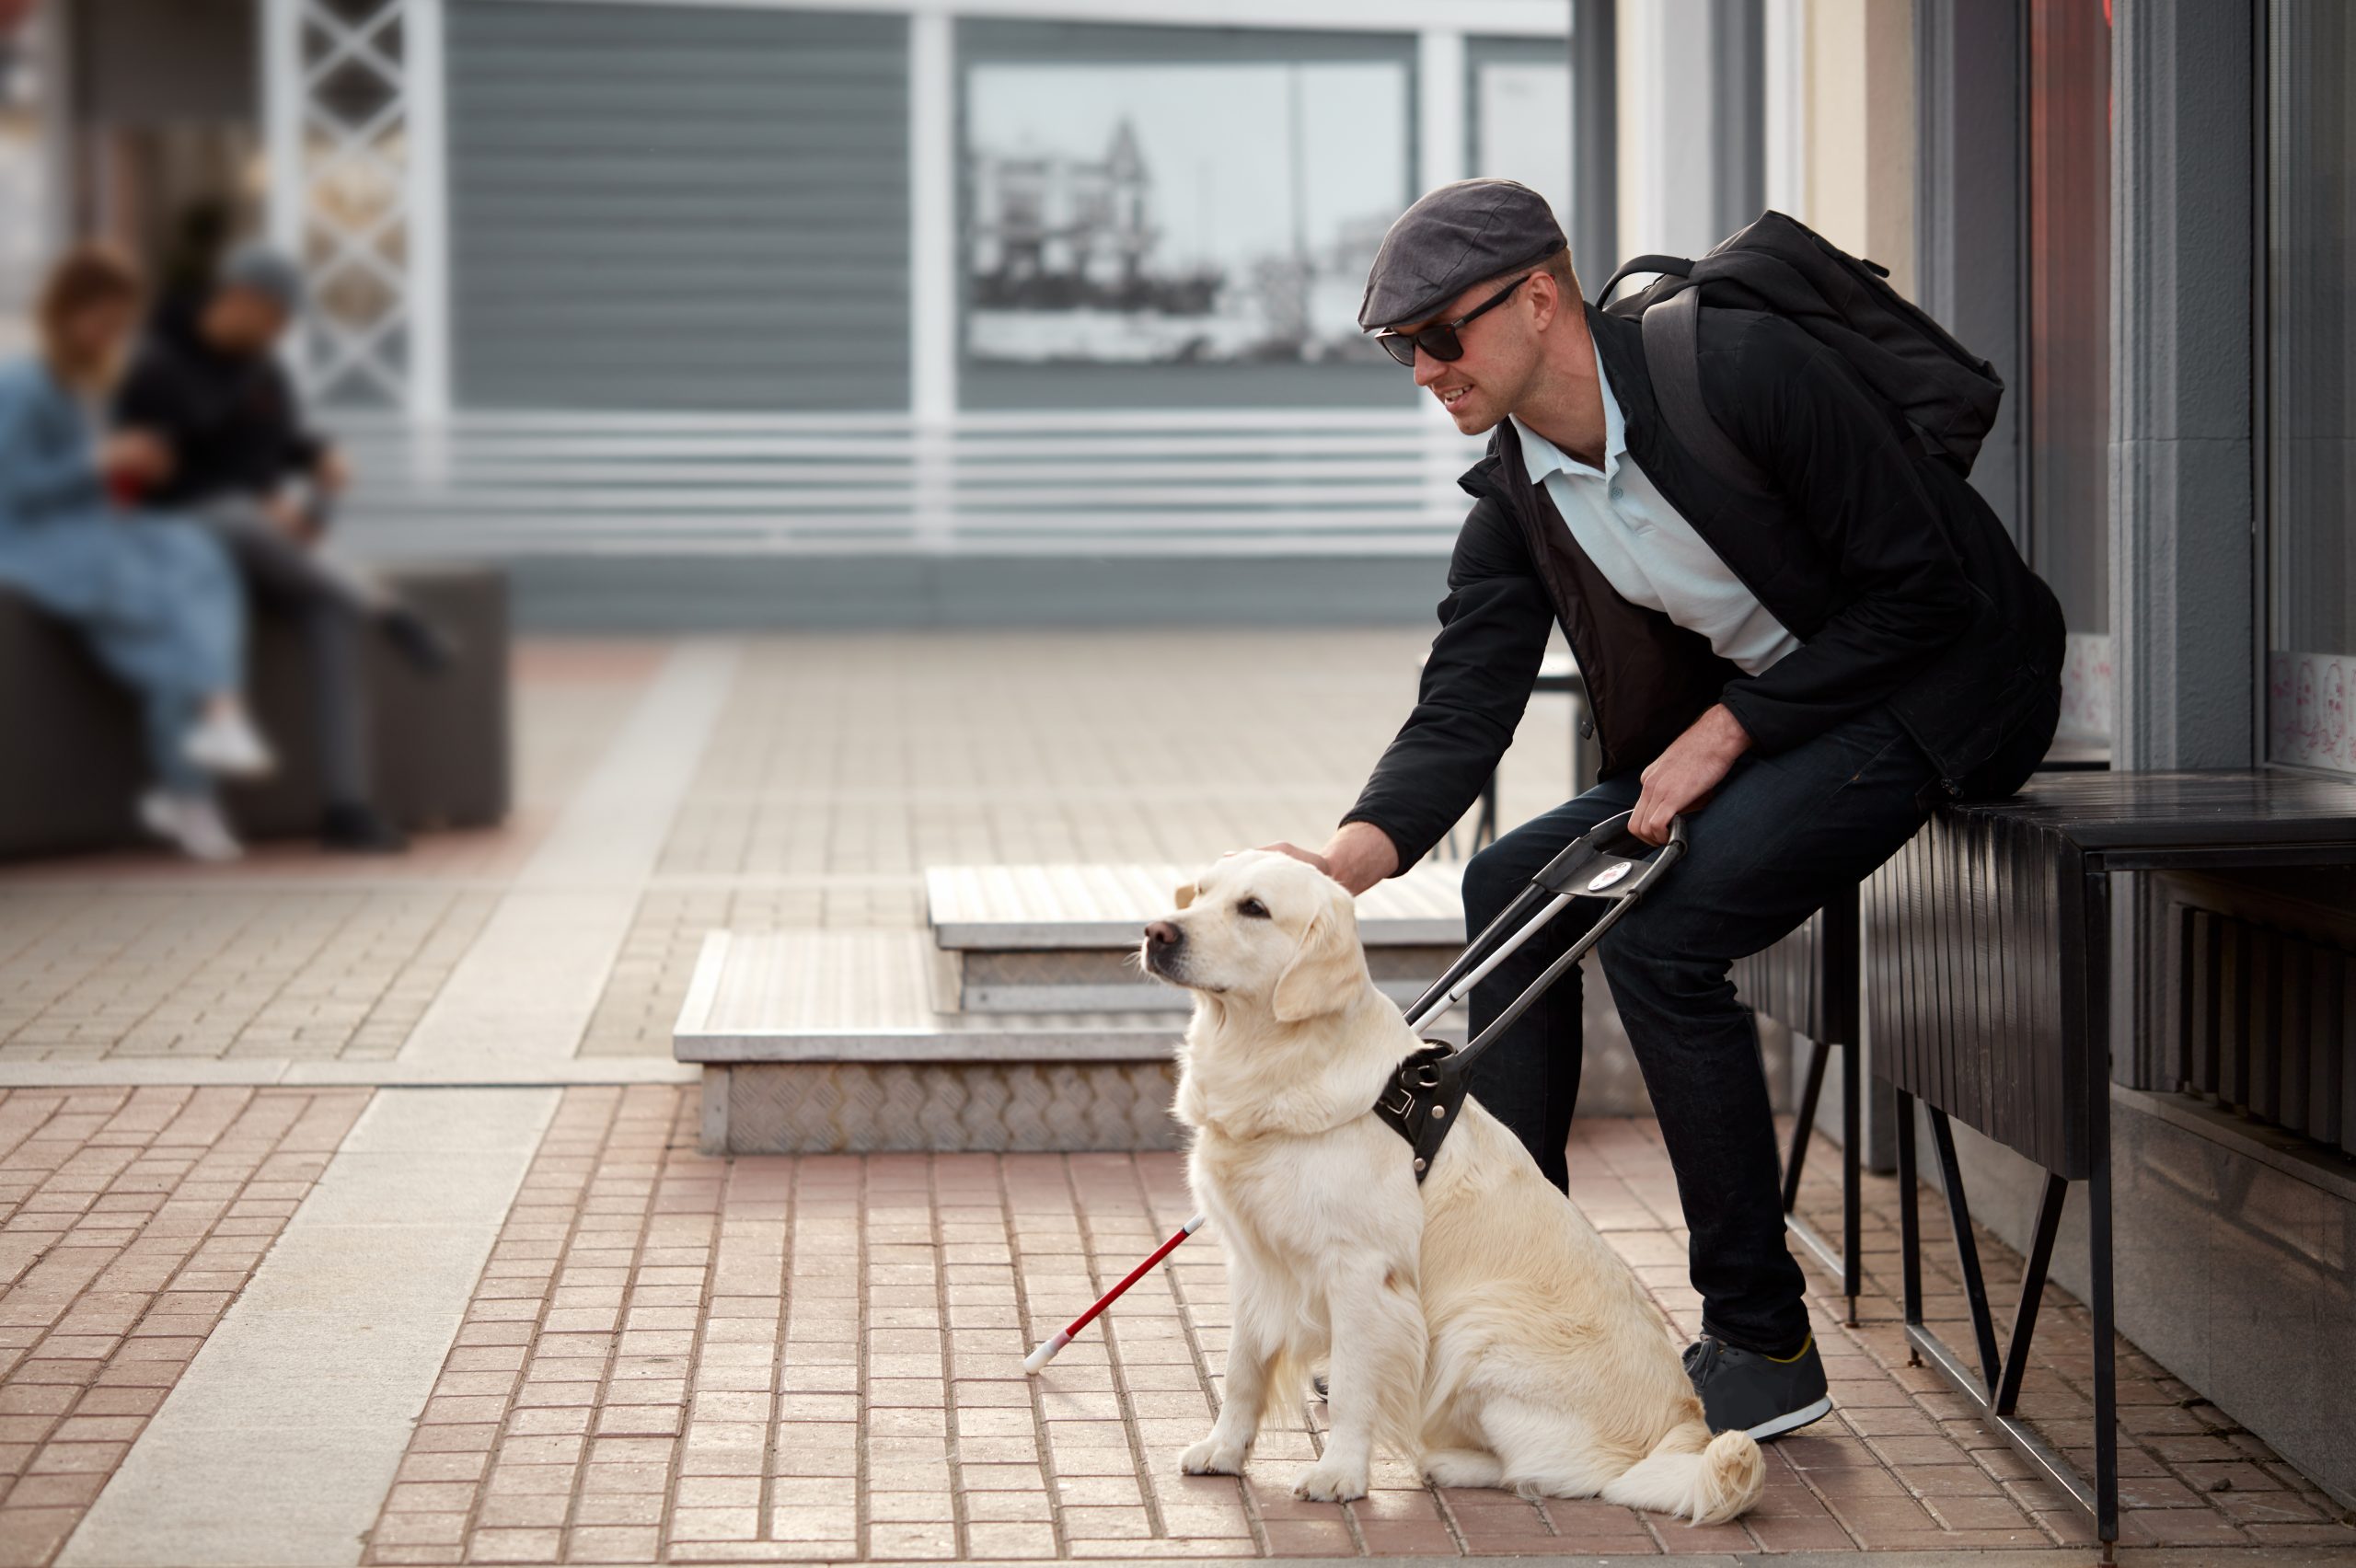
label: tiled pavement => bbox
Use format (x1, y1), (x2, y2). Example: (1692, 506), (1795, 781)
(0, 1086), (370, 1562)
(346, 1087), (2351, 1564)
(1, 633), (2353, 1564)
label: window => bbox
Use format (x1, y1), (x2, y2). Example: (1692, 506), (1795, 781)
(1467, 37), (1573, 239)
(958, 21), (1415, 410)
(2026, 0), (2113, 740)
(2264, 0), (2356, 774)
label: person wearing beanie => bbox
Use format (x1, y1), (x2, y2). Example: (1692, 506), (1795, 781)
(114, 241), (451, 853)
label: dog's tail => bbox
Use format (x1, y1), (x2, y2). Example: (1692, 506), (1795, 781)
(1600, 1422), (1763, 1526)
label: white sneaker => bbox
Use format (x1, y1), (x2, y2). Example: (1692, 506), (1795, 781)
(184, 709), (276, 778)
(137, 790), (244, 862)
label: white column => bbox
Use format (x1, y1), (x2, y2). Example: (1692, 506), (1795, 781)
(260, 0), (304, 261)
(1418, 29), (1466, 190)
(1415, 29), (1470, 484)
(908, 6), (957, 548)
(1617, 0), (1717, 259)
(404, 0), (451, 421)
(1762, 0), (1807, 219)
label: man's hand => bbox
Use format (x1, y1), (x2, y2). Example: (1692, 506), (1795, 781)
(1631, 703), (1753, 845)
(314, 445), (352, 494)
(1256, 821), (1399, 897)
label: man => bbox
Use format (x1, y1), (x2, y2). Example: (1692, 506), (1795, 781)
(116, 244), (447, 852)
(1263, 181), (2062, 1440)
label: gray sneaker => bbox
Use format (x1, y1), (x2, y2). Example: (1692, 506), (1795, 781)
(1683, 1334), (1832, 1440)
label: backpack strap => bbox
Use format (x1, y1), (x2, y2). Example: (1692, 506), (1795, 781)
(1595, 253), (1692, 306)
(1371, 1041), (1468, 1183)
(1639, 286), (1776, 499)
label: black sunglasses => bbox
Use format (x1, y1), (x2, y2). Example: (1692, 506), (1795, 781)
(1374, 272), (1534, 367)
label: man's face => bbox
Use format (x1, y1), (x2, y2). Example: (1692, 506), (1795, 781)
(202, 286), (291, 354)
(1391, 270), (1553, 435)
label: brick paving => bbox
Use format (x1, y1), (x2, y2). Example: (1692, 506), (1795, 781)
(3, 630), (2352, 1562)
(359, 1085), (2356, 1563)
(0, 1085), (371, 1565)
(0, 889), (499, 1064)
(584, 633), (1570, 1058)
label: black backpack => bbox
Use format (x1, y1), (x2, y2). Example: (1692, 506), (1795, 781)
(1594, 209), (2003, 492)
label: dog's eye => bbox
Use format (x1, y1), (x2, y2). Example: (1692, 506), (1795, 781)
(1237, 898), (1270, 918)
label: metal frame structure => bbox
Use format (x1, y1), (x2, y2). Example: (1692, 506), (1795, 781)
(1870, 771), (2356, 1561)
(1765, 895), (1863, 1327)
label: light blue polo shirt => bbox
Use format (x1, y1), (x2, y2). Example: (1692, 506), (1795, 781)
(1512, 340), (1800, 677)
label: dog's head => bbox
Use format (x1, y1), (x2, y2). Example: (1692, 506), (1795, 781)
(1141, 849), (1368, 1023)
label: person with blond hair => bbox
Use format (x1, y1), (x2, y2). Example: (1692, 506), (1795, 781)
(0, 244), (272, 859)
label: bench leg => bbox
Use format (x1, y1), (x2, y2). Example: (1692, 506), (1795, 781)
(2091, 1066), (2119, 1557)
(1841, 1036), (1861, 1326)
(1779, 1032), (1860, 1325)
(1896, 1095), (2117, 1556)
(1896, 1088), (1922, 1365)
(1927, 1108), (2004, 1392)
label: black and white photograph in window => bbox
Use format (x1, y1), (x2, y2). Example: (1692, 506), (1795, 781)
(962, 58), (1408, 370)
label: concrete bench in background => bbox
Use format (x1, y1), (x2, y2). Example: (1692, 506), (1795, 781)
(0, 563), (510, 860)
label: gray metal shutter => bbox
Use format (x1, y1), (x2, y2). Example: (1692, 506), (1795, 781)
(446, 1), (909, 411)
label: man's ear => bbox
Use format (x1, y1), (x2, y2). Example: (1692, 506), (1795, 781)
(1271, 907), (1365, 1023)
(1172, 882), (1195, 910)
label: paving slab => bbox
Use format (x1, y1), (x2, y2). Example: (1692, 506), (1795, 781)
(60, 1088), (559, 1568)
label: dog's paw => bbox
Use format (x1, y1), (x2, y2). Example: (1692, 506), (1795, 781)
(1290, 1460), (1368, 1503)
(1421, 1449), (1506, 1491)
(1180, 1435), (1249, 1476)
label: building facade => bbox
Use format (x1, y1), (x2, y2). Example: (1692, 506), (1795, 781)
(27, 0), (1588, 623)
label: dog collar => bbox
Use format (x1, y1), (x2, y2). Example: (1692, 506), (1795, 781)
(1372, 1041), (1470, 1182)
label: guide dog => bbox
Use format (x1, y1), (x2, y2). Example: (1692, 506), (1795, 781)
(1144, 849), (1762, 1523)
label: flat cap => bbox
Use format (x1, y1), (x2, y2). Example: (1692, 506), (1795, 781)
(218, 242), (306, 314)
(1357, 179), (1566, 331)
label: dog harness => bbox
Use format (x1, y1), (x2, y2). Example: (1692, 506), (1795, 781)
(1367, 811), (1688, 1185)
(1373, 1041), (1471, 1182)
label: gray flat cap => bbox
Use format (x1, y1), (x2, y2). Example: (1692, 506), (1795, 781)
(218, 242), (306, 314)
(1358, 179), (1566, 330)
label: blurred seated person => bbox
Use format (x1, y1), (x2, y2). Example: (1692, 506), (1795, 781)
(115, 244), (449, 853)
(0, 245), (272, 861)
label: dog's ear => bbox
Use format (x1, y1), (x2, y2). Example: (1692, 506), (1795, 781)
(1172, 882), (1196, 910)
(1271, 906), (1364, 1022)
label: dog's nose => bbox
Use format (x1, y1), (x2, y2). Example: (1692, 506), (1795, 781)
(1144, 920), (1182, 949)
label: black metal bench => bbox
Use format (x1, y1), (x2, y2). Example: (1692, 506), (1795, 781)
(1863, 770), (2356, 1555)
(1734, 735), (2112, 1329)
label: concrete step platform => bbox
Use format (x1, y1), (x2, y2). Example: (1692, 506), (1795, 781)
(924, 859), (1466, 949)
(673, 928), (1467, 1155)
(926, 860), (1466, 1012)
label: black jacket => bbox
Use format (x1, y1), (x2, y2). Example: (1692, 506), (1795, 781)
(1344, 303), (2065, 868)
(114, 300), (325, 510)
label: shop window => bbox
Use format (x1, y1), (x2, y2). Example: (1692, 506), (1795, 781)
(2264, 0), (2356, 775)
(2027, 0), (2113, 740)
(958, 21), (1415, 411)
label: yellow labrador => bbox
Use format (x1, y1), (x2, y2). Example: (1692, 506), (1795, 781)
(1144, 849), (1762, 1524)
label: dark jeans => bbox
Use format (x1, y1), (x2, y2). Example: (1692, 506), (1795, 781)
(1461, 703), (1938, 1355)
(201, 502), (373, 810)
